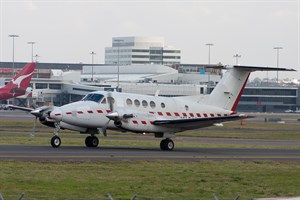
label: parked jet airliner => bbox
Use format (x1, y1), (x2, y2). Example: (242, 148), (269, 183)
(0, 63), (36, 100)
(9, 64), (295, 150)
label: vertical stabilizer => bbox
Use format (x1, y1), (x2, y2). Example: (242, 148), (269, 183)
(4, 63), (36, 90)
(203, 65), (295, 111)
(205, 66), (250, 111)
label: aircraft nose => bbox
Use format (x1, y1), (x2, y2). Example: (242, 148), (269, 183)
(50, 108), (63, 121)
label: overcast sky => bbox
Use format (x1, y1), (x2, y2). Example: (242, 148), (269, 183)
(0, 0), (299, 80)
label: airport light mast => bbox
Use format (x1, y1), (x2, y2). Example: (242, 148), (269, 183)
(90, 51), (96, 82)
(8, 34), (19, 76)
(27, 41), (36, 62)
(274, 47), (283, 84)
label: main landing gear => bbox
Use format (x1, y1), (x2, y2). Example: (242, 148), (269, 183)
(50, 122), (100, 148)
(85, 135), (99, 147)
(160, 138), (174, 151)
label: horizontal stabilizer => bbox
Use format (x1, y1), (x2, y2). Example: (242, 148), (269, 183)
(232, 65), (296, 71)
(205, 64), (296, 72)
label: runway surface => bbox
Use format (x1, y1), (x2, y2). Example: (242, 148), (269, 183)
(0, 145), (299, 161)
(1, 110), (300, 161)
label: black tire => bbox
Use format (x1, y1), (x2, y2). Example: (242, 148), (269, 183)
(85, 136), (99, 147)
(85, 136), (92, 147)
(51, 136), (61, 148)
(90, 136), (99, 147)
(160, 139), (174, 151)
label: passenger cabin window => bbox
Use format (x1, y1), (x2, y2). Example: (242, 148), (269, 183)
(82, 93), (104, 103)
(101, 98), (107, 104)
(142, 100), (148, 108)
(161, 103), (166, 108)
(134, 99), (140, 107)
(126, 99), (133, 106)
(150, 101), (156, 108)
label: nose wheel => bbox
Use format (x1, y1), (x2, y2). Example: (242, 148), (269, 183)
(85, 136), (99, 147)
(160, 138), (174, 151)
(51, 122), (61, 148)
(51, 135), (61, 148)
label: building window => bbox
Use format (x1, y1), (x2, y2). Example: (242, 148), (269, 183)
(49, 84), (62, 90)
(36, 83), (48, 89)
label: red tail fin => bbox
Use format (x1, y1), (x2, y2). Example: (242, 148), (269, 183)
(5, 63), (36, 90)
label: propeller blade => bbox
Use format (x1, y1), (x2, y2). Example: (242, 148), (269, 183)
(30, 117), (38, 138)
(107, 92), (114, 112)
(101, 120), (111, 137)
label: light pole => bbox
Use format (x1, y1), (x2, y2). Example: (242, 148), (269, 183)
(34, 54), (40, 78)
(205, 43), (214, 64)
(27, 42), (36, 62)
(205, 43), (214, 85)
(274, 47), (283, 84)
(233, 54), (241, 65)
(8, 34), (19, 76)
(115, 39), (123, 92)
(90, 51), (96, 81)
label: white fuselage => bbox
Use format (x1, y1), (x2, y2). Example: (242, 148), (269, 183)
(51, 91), (232, 134)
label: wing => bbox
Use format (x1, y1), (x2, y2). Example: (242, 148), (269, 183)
(153, 114), (250, 130)
(6, 105), (34, 112)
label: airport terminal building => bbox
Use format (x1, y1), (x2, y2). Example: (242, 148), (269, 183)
(1, 61), (299, 113)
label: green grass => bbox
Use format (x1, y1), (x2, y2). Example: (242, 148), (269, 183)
(1, 119), (300, 149)
(0, 160), (299, 200)
(1, 118), (300, 199)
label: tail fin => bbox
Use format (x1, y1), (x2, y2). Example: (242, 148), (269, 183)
(4, 63), (36, 91)
(204, 65), (295, 111)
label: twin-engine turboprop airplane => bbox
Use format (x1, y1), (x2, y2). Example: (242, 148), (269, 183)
(0, 63), (36, 100)
(9, 64), (295, 150)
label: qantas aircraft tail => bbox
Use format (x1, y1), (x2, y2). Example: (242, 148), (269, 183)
(203, 65), (296, 112)
(0, 63), (36, 100)
(4, 63), (36, 91)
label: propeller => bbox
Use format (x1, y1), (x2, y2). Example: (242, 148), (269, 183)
(100, 92), (134, 135)
(29, 106), (56, 137)
(100, 92), (114, 136)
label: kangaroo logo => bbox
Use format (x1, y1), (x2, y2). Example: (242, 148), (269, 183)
(11, 72), (34, 88)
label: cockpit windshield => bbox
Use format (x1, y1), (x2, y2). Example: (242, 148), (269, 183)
(81, 93), (104, 103)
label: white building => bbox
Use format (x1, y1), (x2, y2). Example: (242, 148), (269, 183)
(105, 36), (181, 65)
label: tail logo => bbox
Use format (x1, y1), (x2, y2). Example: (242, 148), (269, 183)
(11, 72), (34, 88)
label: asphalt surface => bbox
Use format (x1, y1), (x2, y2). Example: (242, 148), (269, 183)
(1, 109), (300, 161)
(0, 145), (299, 161)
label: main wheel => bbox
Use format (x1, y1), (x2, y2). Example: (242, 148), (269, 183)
(51, 136), (61, 148)
(160, 139), (174, 151)
(85, 136), (99, 147)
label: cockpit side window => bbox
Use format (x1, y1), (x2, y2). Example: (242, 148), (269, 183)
(82, 94), (104, 103)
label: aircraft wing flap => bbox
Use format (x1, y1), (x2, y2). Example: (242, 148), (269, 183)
(153, 114), (250, 129)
